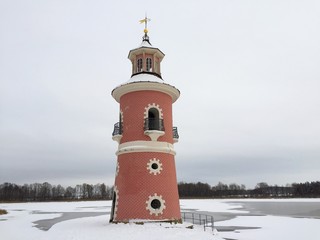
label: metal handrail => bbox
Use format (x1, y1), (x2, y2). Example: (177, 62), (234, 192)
(112, 122), (123, 136)
(181, 212), (214, 231)
(173, 126), (179, 139)
(144, 118), (165, 131)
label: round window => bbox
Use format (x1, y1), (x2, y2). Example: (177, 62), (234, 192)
(147, 158), (163, 175)
(146, 194), (166, 216)
(151, 163), (158, 170)
(151, 199), (161, 209)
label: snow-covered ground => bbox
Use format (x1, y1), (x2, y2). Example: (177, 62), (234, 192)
(0, 199), (319, 240)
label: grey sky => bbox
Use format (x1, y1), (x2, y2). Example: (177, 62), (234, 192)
(1, 0), (319, 188)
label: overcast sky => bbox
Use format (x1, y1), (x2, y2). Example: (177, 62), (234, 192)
(1, 0), (320, 188)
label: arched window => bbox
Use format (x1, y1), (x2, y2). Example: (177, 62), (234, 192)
(144, 104), (164, 132)
(148, 108), (158, 130)
(137, 59), (143, 72)
(146, 108), (164, 131)
(146, 58), (152, 72)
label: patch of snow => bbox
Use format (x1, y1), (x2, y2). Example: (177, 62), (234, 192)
(0, 201), (222, 240)
(180, 199), (249, 213)
(1, 201), (110, 213)
(217, 215), (320, 240)
(223, 198), (320, 203)
(126, 73), (163, 84)
(47, 216), (222, 240)
(1, 199), (320, 240)
(139, 40), (156, 48)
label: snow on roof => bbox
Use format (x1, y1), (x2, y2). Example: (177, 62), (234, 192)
(139, 40), (156, 48)
(126, 73), (163, 84)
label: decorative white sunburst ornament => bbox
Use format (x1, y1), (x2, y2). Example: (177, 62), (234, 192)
(147, 158), (163, 175)
(144, 103), (163, 119)
(145, 193), (166, 216)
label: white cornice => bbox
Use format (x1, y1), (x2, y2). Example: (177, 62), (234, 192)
(112, 81), (180, 103)
(128, 46), (165, 61)
(116, 141), (176, 156)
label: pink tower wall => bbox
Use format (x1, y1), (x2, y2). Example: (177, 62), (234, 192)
(113, 89), (181, 222)
(115, 152), (181, 221)
(120, 90), (173, 144)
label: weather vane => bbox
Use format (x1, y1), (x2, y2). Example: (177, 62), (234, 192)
(139, 15), (151, 34)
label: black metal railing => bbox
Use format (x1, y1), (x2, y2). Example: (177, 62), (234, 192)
(144, 118), (165, 131)
(173, 126), (179, 139)
(181, 212), (214, 231)
(112, 122), (123, 136)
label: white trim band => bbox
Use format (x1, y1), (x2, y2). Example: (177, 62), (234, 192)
(112, 81), (180, 103)
(116, 141), (176, 156)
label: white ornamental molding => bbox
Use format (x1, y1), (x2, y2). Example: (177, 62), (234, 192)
(115, 160), (120, 177)
(145, 193), (166, 216)
(144, 103), (163, 119)
(112, 81), (180, 104)
(147, 158), (163, 175)
(116, 141), (176, 156)
(113, 186), (119, 220)
(120, 110), (123, 123)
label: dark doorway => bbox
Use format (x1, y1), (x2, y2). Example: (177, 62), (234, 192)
(109, 192), (116, 222)
(148, 108), (159, 130)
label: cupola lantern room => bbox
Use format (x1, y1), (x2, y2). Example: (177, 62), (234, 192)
(110, 18), (181, 223)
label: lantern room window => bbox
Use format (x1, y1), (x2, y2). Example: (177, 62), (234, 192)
(146, 58), (152, 72)
(137, 58), (143, 72)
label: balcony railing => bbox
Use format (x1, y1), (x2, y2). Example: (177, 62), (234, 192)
(144, 118), (165, 131)
(173, 127), (179, 140)
(112, 122), (123, 136)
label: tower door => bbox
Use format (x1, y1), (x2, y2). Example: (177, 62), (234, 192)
(110, 191), (117, 222)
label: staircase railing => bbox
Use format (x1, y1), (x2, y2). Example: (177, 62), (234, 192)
(181, 212), (214, 231)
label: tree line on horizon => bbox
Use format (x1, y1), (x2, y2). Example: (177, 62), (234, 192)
(0, 181), (319, 202)
(0, 182), (113, 202)
(178, 181), (320, 198)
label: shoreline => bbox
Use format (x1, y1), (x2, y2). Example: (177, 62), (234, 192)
(27, 199), (320, 232)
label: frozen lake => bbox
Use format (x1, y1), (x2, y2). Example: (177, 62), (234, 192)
(1, 199), (320, 240)
(229, 200), (320, 218)
(183, 199), (320, 220)
(181, 199), (320, 239)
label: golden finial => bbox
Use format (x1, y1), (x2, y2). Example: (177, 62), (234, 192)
(139, 15), (151, 35)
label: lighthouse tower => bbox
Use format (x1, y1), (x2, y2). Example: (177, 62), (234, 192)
(110, 20), (181, 223)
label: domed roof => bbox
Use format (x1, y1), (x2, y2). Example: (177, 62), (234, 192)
(128, 36), (165, 60)
(126, 72), (163, 83)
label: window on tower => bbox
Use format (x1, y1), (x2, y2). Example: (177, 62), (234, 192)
(144, 108), (164, 131)
(148, 108), (159, 130)
(146, 58), (152, 72)
(151, 199), (161, 209)
(137, 58), (143, 72)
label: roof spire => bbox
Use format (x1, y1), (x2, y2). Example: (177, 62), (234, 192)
(139, 14), (151, 43)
